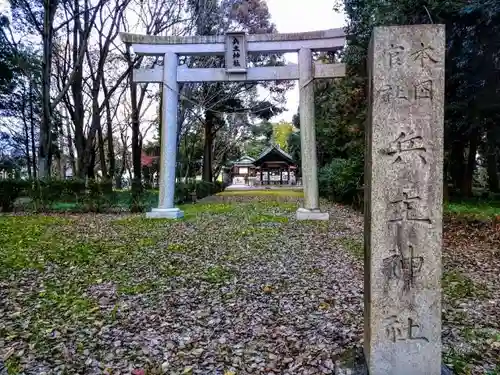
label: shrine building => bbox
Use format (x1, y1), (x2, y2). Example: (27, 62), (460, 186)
(224, 145), (298, 186)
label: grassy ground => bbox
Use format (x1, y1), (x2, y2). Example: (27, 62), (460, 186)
(218, 189), (304, 198)
(3, 196), (362, 375)
(0, 193), (499, 374)
(445, 200), (500, 219)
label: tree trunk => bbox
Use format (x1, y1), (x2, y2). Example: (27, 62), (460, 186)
(130, 79), (143, 211)
(450, 140), (465, 195)
(65, 117), (76, 177)
(116, 133), (128, 189)
(462, 129), (479, 197)
(72, 2), (85, 179)
(23, 111), (32, 179)
(71, 0), (87, 179)
(39, 2), (57, 178)
(97, 122), (108, 179)
(30, 80), (37, 179)
(87, 148), (96, 179)
(57, 123), (65, 179)
(105, 100), (115, 183)
(202, 110), (214, 183)
(486, 121), (499, 193)
(21, 82), (32, 179)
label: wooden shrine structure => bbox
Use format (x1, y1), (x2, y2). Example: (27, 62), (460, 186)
(225, 145), (298, 186)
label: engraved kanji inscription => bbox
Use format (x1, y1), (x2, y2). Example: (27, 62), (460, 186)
(232, 37), (241, 67)
(387, 44), (405, 68)
(378, 84), (410, 103)
(415, 79), (433, 101)
(383, 222), (424, 292)
(383, 245), (424, 290)
(383, 132), (427, 164)
(410, 42), (439, 68)
(384, 316), (429, 343)
(388, 188), (431, 223)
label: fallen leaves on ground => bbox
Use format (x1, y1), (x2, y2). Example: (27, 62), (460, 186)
(441, 216), (500, 374)
(0, 197), (363, 374)
(1, 196), (498, 375)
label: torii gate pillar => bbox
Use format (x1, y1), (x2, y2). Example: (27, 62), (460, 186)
(146, 52), (184, 219)
(296, 48), (329, 220)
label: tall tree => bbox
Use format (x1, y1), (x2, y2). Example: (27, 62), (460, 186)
(317, 0), (500, 200)
(186, 0), (291, 183)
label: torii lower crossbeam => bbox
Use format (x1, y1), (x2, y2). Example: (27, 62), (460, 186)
(134, 63), (346, 83)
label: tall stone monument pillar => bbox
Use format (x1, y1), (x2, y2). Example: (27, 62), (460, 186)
(364, 25), (445, 375)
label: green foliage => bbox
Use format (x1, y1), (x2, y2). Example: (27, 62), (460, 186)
(218, 189), (303, 197)
(272, 121), (294, 151)
(130, 179), (144, 213)
(305, 0), (500, 205)
(29, 179), (86, 210)
(318, 158), (363, 205)
(338, 237), (364, 259)
(175, 180), (224, 204)
(321, 0), (500, 202)
(287, 131), (301, 176)
(244, 121), (273, 159)
(251, 121), (273, 142)
(0, 16), (18, 97)
(445, 200), (500, 219)
(443, 271), (490, 300)
(85, 179), (116, 212)
(0, 179), (224, 213)
(203, 265), (235, 284)
(0, 178), (30, 212)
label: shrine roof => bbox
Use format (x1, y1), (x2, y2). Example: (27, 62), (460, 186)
(255, 145), (294, 165)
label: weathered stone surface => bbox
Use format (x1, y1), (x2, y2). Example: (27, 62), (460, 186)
(296, 207), (330, 221)
(120, 28), (344, 45)
(146, 208), (184, 219)
(298, 47), (323, 216)
(334, 350), (454, 375)
(364, 25), (445, 375)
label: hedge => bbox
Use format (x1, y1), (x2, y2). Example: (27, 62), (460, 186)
(0, 178), (224, 213)
(318, 158), (363, 207)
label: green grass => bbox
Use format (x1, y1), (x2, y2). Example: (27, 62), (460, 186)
(338, 237), (364, 259)
(444, 328), (500, 375)
(218, 189), (304, 197)
(445, 200), (500, 219)
(442, 270), (490, 300)
(2, 201), (292, 362)
(249, 213), (289, 224)
(202, 265), (235, 284)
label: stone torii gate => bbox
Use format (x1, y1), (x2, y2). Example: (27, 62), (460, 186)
(120, 29), (346, 219)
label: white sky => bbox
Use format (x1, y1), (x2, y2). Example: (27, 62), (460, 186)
(263, 0), (347, 122)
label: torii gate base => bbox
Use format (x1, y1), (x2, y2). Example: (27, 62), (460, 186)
(146, 208), (184, 219)
(121, 29), (346, 220)
(296, 208), (330, 220)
